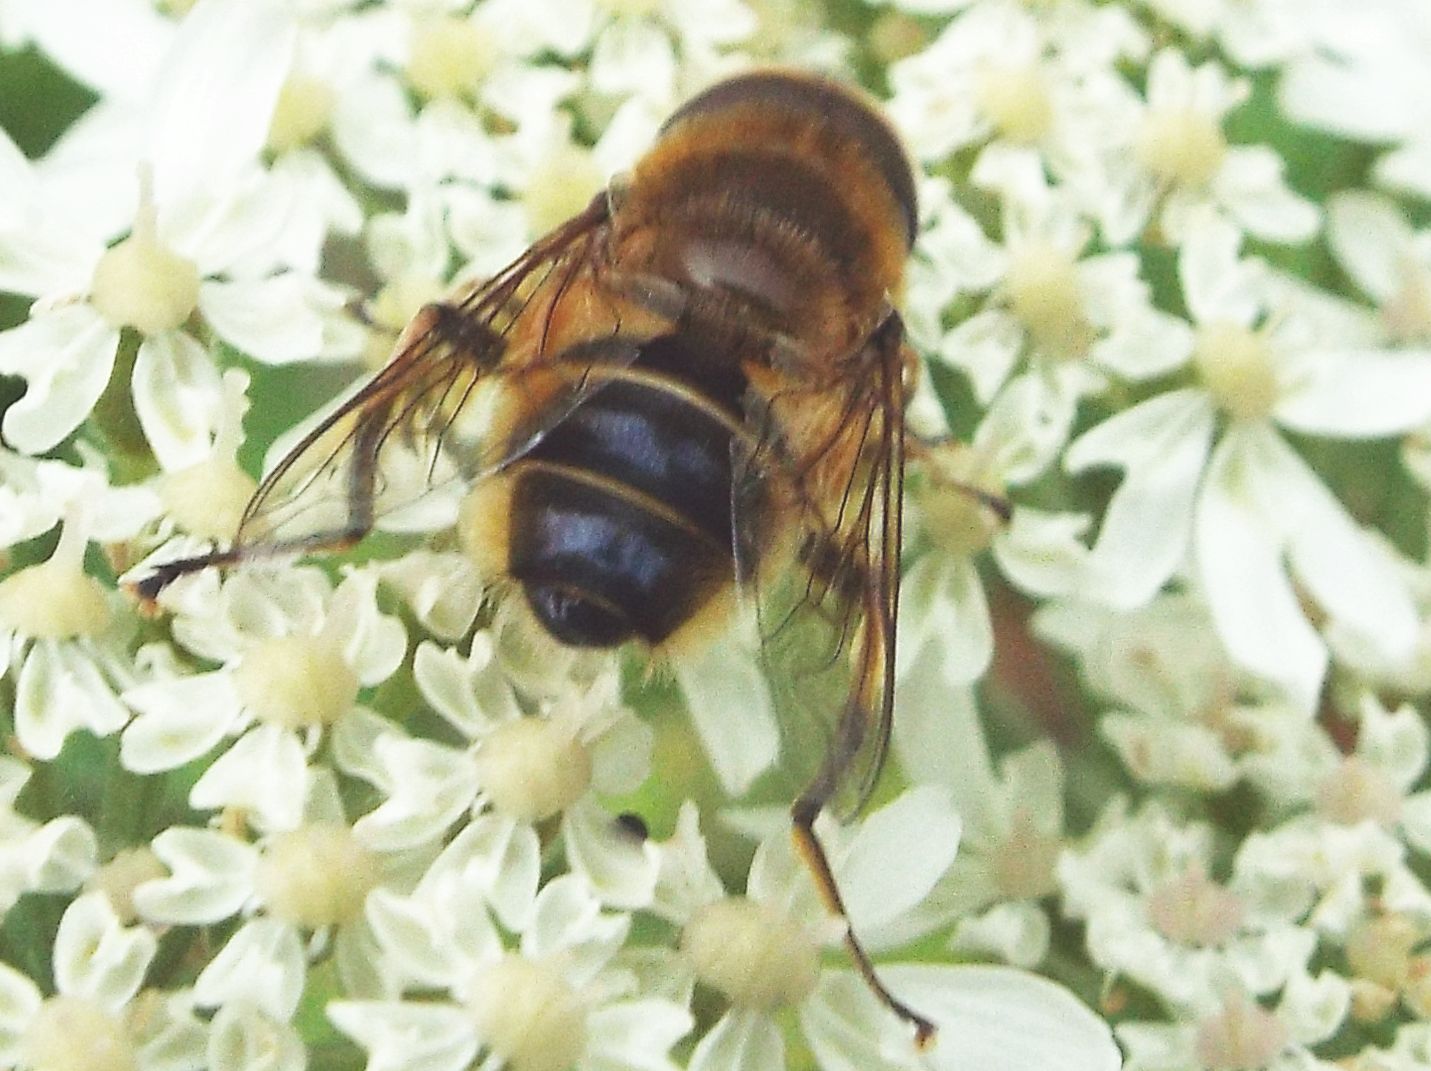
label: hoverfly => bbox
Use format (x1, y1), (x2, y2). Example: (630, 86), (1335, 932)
(137, 69), (936, 1044)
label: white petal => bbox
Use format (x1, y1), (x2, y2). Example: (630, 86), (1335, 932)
(938, 310), (1023, 405)
(949, 901), (1052, 968)
(52, 892), (155, 1009)
(1178, 216), (1261, 327)
(447, 813), (541, 933)
(15, 641), (130, 761)
(563, 796), (659, 910)
(208, 1003), (305, 1071)
(195, 918), (305, 1021)
(1326, 192), (1410, 301)
(146, 0), (296, 208)
(893, 676), (996, 816)
(327, 1001), (477, 1071)
(1195, 432), (1326, 712)
(0, 962), (42, 1056)
(364, 887), (475, 989)
(993, 509), (1091, 599)
(1274, 348), (1431, 437)
(671, 621), (779, 796)
(1065, 390), (1216, 608)
(1377, 139), (1431, 201)
(1215, 146), (1321, 244)
(198, 274), (327, 364)
(840, 786), (961, 936)
(24, 815), (98, 893)
(584, 998), (692, 1071)
(842, 966), (1118, 1071)
(121, 670), (239, 773)
(189, 725), (310, 833)
(1254, 429), (1418, 660)
(688, 1009), (784, 1071)
(1277, 969), (1351, 1046)
(131, 331), (224, 471)
(0, 305), (119, 454)
(896, 555), (993, 685)
(136, 828), (257, 925)
(522, 874), (627, 980)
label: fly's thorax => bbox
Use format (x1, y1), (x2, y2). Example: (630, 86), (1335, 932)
(612, 71), (915, 356)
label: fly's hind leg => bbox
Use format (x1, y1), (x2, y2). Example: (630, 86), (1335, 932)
(791, 786), (937, 1049)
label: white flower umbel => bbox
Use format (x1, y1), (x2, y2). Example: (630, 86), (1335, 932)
(1116, 976), (1350, 1071)
(340, 632), (657, 914)
(0, 892), (207, 1071)
(1065, 214), (1431, 710)
(332, 872), (691, 1071)
(121, 568), (405, 832)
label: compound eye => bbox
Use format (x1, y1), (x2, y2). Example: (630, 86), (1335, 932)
(523, 582), (634, 649)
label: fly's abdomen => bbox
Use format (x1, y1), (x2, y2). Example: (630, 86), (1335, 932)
(506, 333), (744, 648)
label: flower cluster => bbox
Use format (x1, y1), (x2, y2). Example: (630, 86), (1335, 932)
(1, 0), (1429, 1069)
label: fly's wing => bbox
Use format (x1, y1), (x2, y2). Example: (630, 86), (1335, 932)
(231, 197), (657, 558)
(736, 311), (907, 821)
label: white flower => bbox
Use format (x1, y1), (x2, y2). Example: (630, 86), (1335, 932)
(1074, 49), (1318, 246)
(0, 504), (144, 761)
(0, 757), (97, 919)
(1116, 977), (1350, 1071)
(887, 2), (1146, 189)
(1326, 192), (1431, 345)
(1280, 0), (1431, 200)
(1061, 802), (1318, 1016)
(121, 568), (405, 832)
(897, 404), (1093, 686)
(927, 181), (1192, 460)
(337, 628), (658, 912)
(1034, 595), (1325, 797)
(893, 678), (1063, 966)
(132, 771), (423, 1009)
(0, 0), (358, 464)
(646, 793), (1116, 1070)
(331, 872), (692, 1071)
(0, 892), (207, 1071)
(1065, 215), (1431, 710)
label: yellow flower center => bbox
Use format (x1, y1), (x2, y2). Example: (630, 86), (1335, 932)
(234, 635), (359, 728)
(407, 16), (496, 100)
(975, 64), (1054, 145)
(1005, 242), (1095, 358)
(1192, 320), (1278, 421)
(23, 997), (136, 1071)
(475, 717), (593, 822)
(267, 76), (335, 154)
(90, 198), (199, 336)
(467, 954), (587, 1071)
(257, 822), (380, 928)
(1137, 108), (1228, 189)
(682, 896), (821, 1010)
